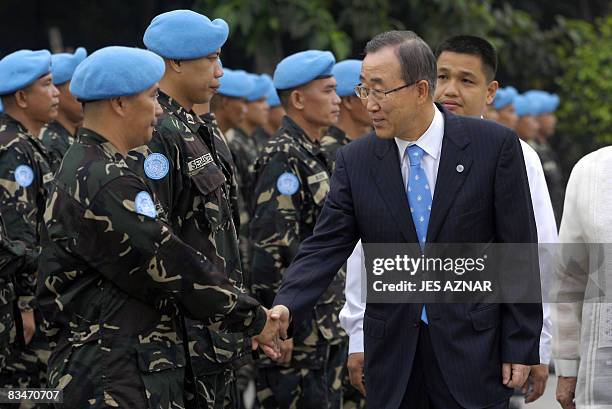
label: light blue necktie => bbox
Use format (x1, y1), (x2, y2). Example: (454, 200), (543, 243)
(406, 145), (432, 324)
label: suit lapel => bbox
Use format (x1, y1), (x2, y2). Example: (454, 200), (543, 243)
(427, 111), (472, 242)
(371, 137), (419, 243)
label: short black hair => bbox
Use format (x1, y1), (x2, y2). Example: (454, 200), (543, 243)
(435, 35), (497, 81)
(364, 30), (437, 96)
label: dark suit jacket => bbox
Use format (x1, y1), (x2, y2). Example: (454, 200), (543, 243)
(274, 107), (543, 409)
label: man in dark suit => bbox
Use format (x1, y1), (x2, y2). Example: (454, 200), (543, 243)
(267, 31), (543, 409)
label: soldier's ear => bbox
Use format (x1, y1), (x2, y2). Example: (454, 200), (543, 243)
(13, 90), (28, 109)
(290, 90), (304, 111)
(166, 58), (182, 74)
(109, 97), (127, 117)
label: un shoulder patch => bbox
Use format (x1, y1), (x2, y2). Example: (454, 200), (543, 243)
(135, 191), (157, 218)
(277, 172), (300, 196)
(144, 153), (169, 180)
(14, 165), (34, 188)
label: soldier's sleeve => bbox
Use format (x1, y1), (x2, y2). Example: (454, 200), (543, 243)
(249, 152), (303, 307)
(71, 175), (266, 336)
(0, 145), (40, 311)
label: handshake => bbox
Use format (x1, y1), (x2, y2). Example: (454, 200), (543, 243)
(251, 305), (292, 362)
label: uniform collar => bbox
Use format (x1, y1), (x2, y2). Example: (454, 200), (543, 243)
(77, 127), (124, 161)
(157, 91), (204, 134)
(282, 115), (323, 157)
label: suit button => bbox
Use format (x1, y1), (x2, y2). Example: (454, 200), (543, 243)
(413, 322), (419, 328)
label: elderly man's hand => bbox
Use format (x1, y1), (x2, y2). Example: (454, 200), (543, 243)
(556, 376), (577, 409)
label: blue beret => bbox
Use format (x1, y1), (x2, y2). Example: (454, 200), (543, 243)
(262, 74), (280, 107)
(218, 69), (254, 98)
(524, 90), (559, 114)
(0, 99), (3, 113)
(513, 94), (537, 117)
(0, 50), (51, 95)
(144, 10), (229, 60)
(493, 86), (518, 110)
(70, 46), (165, 101)
(246, 74), (270, 102)
(332, 59), (362, 97)
(51, 47), (87, 85)
(273, 50), (335, 90)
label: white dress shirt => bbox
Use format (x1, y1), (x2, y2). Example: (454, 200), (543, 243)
(339, 117), (557, 365)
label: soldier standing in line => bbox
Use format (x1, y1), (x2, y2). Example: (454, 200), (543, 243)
(257, 78), (285, 150)
(250, 50), (347, 409)
(208, 69), (256, 293)
(0, 49), (58, 406)
(320, 59), (371, 171)
(37, 45), (280, 409)
(525, 91), (565, 226)
(39, 48), (86, 173)
(139, 10), (271, 408)
(240, 74), (271, 156)
(492, 86), (519, 130)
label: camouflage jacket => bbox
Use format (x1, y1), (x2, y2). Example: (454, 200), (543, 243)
(224, 127), (259, 292)
(529, 140), (565, 227)
(40, 120), (75, 173)
(0, 114), (52, 311)
(250, 116), (346, 368)
(320, 125), (351, 172)
(0, 214), (25, 369)
(252, 126), (271, 156)
(37, 128), (266, 409)
(126, 93), (255, 376)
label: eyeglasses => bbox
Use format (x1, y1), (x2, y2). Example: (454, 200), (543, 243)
(354, 80), (419, 101)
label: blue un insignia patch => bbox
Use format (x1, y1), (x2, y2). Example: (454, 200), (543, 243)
(135, 191), (157, 218)
(144, 153), (169, 180)
(277, 172), (300, 195)
(14, 164), (34, 187)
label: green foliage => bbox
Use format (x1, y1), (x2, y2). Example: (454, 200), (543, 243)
(194, 0), (610, 166)
(555, 15), (612, 145)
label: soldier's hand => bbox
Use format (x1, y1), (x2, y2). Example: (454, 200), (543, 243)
(269, 304), (290, 339)
(347, 352), (366, 396)
(521, 363), (548, 403)
(556, 376), (577, 409)
(252, 307), (281, 360)
(276, 338), (293, 364)
(21, 309), (36, 344)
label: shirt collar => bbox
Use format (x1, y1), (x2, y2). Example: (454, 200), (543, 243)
(394, 104), (444, 160)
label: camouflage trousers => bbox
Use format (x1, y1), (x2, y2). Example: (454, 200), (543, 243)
(255, 343), (345, 409)
(0, 302), (15, 370)
(186, 367), (240, 409)
(0, 329), (50, 409)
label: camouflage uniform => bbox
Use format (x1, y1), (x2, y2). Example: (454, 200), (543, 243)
(318, 125), (365, 409)
(320, 125), (351, 173)
(39, 121), (75, 173)
(1, 215), (24, 370)
(252, 127), (271, 156)
(224, 127), (259, 298)
(37, 127), (267, 409)
(250, 116), (347, 409)
(0, 114), (53, 402)
(125, 93), (256, 409)
(528, 140), (565, 227)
